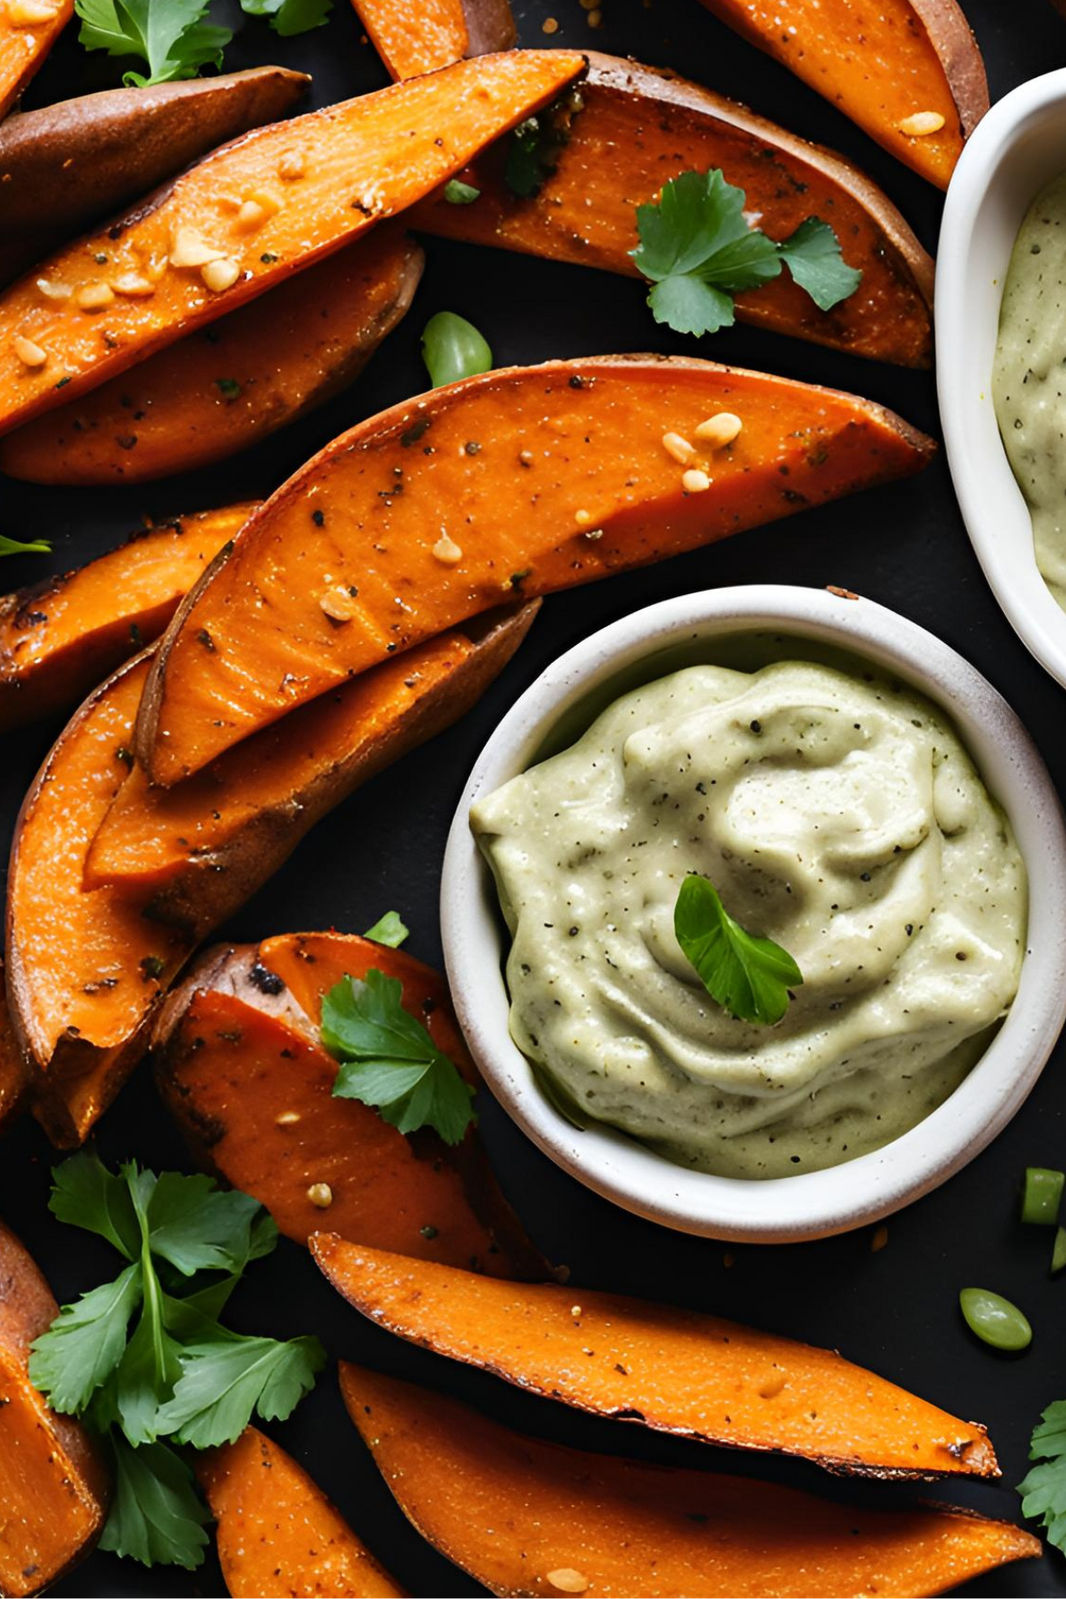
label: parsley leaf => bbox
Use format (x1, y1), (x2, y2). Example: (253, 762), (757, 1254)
(100, 1436), (211, 1570)
(155, 1332), (326, 1447)
(364, 910), (410, 948)
(506, 116), (557, 198)
(29, 1264), (142, 1414)
(0, 534), (50, 557)
(238, 0), (331, 35)
(113, 1303), (183, 1444)
(1019, 1402), (1066, 1551)
(674, 873), (803, 1026)
(323, 969), (476, 1144)
(49, 1148), (140, 1259)
(146, 1173), (264, 1276)
(632, 168), (861, 338)
(75, 0), (231, 87)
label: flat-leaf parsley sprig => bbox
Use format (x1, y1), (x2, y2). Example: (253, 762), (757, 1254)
(632, 169), (862, 338)
(29, 1152), (325, 1571)
(74, 0), (330, 88)
(674, 873), (804, 1026)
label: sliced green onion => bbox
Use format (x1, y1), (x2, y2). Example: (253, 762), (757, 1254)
(0, 533), (50, 557)
(443, 179), (480, 205)
(421, 312), (492, 389)
(1052, 1228), (1066, 1275)
(363, 911), (409, 949)
(1022, 1166), (1064, 1225)
(959, 1287), (1032, 1352)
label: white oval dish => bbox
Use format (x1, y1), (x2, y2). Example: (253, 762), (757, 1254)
(937, 66), (1066, 690)
(440, 584), (1066, 1243)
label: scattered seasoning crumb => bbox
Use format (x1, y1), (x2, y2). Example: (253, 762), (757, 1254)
(433, 534), (463, 565)
(306, 1182), (333, 1208)
(662, 430), (696, 465)
(547, 1570), (589, 1595)
(420, 1224), (439, 1239)
(139, 955), (165, 981)
(695, 411), (742, 448)
(871, 1224), (889, 1253)
(826, 584), (860, 601)
(722, 1251), (735, 1268)
(215, 377), (241, 401)
(542, 14), (559, 31)
(312, 508), (326, 527)
(586, 6), (602, 25)
(682, 468), (711, 494)
(115, 745), (134, 769)
(570, 1304), (582, 1318)
(575, 508), (593, 526)
(275, 1111), (301, 1126)
(899, 111), (945, 137)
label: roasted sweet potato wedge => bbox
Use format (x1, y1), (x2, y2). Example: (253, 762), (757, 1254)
(0, 229), (425, 484)
(352, 0), (515, 80)
(0, 68), (310, 288)
(154, 934), (546, 1278)
(84, 607), (536, 931)
(0, 1221), (108, 1596)
(0, 503), (256, 732)
(197, 1426), (404, 1598)
(0, 965), (28, 1138)
(0, 50), (585, 438)
(135, 353), (935, 785)
(8, 613), (536, 1146)
(313, 1241), (997, 1481)
(0, 0), (71, 121)
(694, 0), (987, 188)
(415, 53), (935, 366)
(340, 1364), (1039, 1599)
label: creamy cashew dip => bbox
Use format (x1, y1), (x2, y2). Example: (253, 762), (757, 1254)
(994, 170), (1066, 611)
(471, 660), (1027, 1180)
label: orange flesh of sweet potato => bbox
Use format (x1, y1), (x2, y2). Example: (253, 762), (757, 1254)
(0, 50), (585, 438)
(351, 0), (515, 80)
(153, 935), (547, 1278)
(197, 1426), (404, 1598)
(83, 611), (536, 924)
(0, 229), (425, 485)
(414, 54), (935, 367)
(0, 503), (256, 732)
(0, 0), (72, 120)
(136, 354), (934, 784)
(695, 0), (987, 189)
(340, 1363), (1040, 1599)
(313, 1240), (997, 1481)
(0, 966), (28, 1137)
(0, 1222), (108, 1596)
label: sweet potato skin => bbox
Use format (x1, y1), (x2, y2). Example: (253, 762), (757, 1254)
(340, 1364), (1040, 1599)
(352, 0), (516, 79)
(0, 50), (586, 439)
(0, 504), (256, 732)
(0, 966), (28, 1139)
(313, 1240), (997, 1481)
(0, 229), (425, 484)
(135, 353), (935, 785)
(197, 1427), (404, 1598)
(0, 68), (310, 288)
(153, 934), (547, 1279)
(0, 1222), (109, 1597)
(84, 607), (537, 933)
(415, 53), (935, 367)
(695, 0), (988, 188)
(0, 0), (72, 122)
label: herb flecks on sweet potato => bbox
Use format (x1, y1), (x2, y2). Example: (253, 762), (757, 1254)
(313, 1241), (998, 1481)
(197, 1426), (404, 1598)
(0, 49), (585, 438)
(0, 230), (425, 485)
(0, 68), (310, 288)
(340, 1364), (1040, 1599)
(84, 609), (537, 933)
(415, 53), (935, 366)
(0, 1222), (108, 1596)
(154, 934), (546, 1279)
(352, 0), (515, 80)
(694, 0), (987, 188)
(0, 0), (71, 121)
(136, 354), (935, 784)
(0, 504), (256, 732)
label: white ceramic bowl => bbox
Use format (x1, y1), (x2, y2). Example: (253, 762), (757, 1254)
(441, 584), (1066, 1243)
(938, 67), (1066, 690)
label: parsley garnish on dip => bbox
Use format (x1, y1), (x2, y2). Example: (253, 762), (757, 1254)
(471, 660), (1027, 1180)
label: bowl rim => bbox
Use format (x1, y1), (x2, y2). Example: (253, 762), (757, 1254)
(440, 583), (1066, 1243)
(937, 65), (1066, 690)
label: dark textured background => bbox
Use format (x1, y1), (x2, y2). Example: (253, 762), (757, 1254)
(3, 0), (1066, 1592)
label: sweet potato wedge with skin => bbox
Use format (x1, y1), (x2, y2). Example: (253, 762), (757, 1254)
(153, 935), (547, 1278)
(352, 0), (515, 80)
(84, 607), (537, 930)
(0, 68), (310, 288)
(313, 1240), (997, 1481)
(197, 1427), (404, 1598)
(0, 50), (585, 438)
(0, 0), (71, 121)
(135, 353), (935, 785)
(694, 0), (987, 189)
(340, 1364), (1039, 1599)
(0, 1221), (109, 1596)
(0, 966), (28, 1138)
(0, 503), (257, 732)
(0, 229), (425, 485)
(415, 53), (935, 367)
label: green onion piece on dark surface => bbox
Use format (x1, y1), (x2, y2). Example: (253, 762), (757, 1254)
(1022, 1167), (1065, 1226)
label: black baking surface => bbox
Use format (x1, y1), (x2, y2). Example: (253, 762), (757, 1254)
(3, 0), (1065, 1593)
